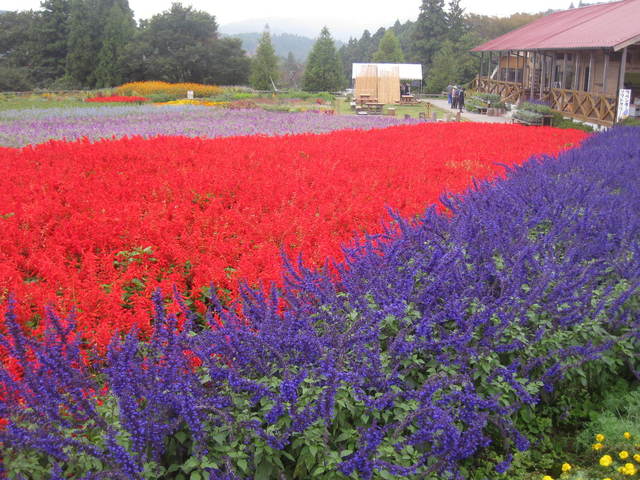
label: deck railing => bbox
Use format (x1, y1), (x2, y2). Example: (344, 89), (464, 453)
(473, 76), (617, 126)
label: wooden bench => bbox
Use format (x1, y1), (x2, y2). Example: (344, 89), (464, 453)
(364, 102), (384, 114)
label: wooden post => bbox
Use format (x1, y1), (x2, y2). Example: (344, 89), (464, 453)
(515, 51), (520, 83)
(588, 51), (594, 91)
(618, 47), (628, 91)
(540, 52), (546, 100)
(562, 52), (567, 89)
(480, 51), (484, 78)
(489, 51), (493, 79)
(603, 50), (610, 94)
(573, 53), (580, 91)
(529, 52), (536, 100)
(521, 51), (525, 103)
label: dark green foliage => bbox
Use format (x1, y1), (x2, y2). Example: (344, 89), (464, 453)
(372, 30), (404, 63)
(65, 0), (96, 86)
(411, 0), (448, 68)
(446, 0), (467, 41)
(424, 32), (480, 93)
(0, 10), (39, 89)
(303, 27), (343, 92)
(34, 0), (71, 83)
(280, 52), (303, 89)
(94, 1), (136, 87)
(0, 66), (33, 92)
(249, 28), (279, 91)
(121, 3), (249, 85)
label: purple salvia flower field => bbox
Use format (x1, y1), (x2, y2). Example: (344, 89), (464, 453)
(0, 105), (419, 147)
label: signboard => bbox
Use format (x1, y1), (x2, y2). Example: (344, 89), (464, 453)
(187, 90), (194, 100)
(617, 88), (632, 122)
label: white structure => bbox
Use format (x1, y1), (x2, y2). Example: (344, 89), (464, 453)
(351, 63), (423, 81)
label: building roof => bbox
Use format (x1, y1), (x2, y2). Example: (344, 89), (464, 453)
(472, 0), (640, 52)
(351, 63), (423, 80)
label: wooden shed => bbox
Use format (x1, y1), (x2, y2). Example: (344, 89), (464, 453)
(352, 63), (423, 105)
(472, 0), (640, 126)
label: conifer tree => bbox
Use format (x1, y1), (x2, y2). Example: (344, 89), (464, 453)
(372, 29), (405, 63)
(446, 0), (467, 41)
(66, 0), (96, 86)
(94, 0), (135, 87)
(36, 0), (71, 83)
(249, 27), (279, 90)
(303, 27), (343, 92)
(411, 0), (448, 68)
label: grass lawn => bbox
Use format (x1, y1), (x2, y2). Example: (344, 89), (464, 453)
(334, 95), (460, 121)
(0, 94), (94, 112)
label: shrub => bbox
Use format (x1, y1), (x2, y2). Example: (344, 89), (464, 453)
(513, 109), (544, 124)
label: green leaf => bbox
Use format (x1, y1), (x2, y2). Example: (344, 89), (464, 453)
(190, 472), (202, 480)
(181, 456), (200, 473)
(255, 461), (274, 480)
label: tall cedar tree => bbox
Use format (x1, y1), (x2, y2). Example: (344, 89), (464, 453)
(338, 37), (358, 84)
(0, 11), (38, 91)
(36, 0), (71, 83)
(303, 27), (343, 92)
(411, 0), (448, 68)
(66, 0), (96, 86)
(424, 32), (480, 93)
(446, 0), (467, 40)
(372, 29), (405, 63)
(94, 1), (136, 87)
(249, 27), (279, 90)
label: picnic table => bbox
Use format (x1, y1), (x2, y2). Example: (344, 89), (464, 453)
(400, 95), (416, 104)
(364, 102), (384, 114)
(357, 94), (373, 106)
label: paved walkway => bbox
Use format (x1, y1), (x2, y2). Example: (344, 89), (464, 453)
(424, 98), (513, 124)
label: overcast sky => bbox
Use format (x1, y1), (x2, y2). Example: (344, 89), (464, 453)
(0, 0), (586, 35)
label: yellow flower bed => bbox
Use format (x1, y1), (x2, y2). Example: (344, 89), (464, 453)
(115, 81), (222, 97)
(542, 432), (640, 480)
(154, 99), (227, 107)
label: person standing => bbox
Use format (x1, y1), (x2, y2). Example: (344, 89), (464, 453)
(458, 88), (465, 112)
(446, 84), (453, 105)
(451, 86), (458, 109)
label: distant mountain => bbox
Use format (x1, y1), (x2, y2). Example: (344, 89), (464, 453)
(220, 17), (366, 42)
(227, 32), (344, 61)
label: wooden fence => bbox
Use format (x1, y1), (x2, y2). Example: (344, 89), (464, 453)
(473, 76), (618, 126)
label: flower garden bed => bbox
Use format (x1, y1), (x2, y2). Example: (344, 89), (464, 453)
(0, 107), (638, 479)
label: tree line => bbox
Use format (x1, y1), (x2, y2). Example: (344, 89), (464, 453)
(0, 0), (544, 93)
(0, 1), (249, 91)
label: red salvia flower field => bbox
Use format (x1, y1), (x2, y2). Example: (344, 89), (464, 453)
(0, 123), (587, 349)
(84, 95), (150, 103)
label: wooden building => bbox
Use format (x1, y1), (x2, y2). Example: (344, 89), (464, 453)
(351, 63), (423, 105)
(471, 0), (640, 126)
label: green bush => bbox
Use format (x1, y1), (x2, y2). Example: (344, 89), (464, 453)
(621, 116), (640, 126)
(513, 109), (543, 124)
